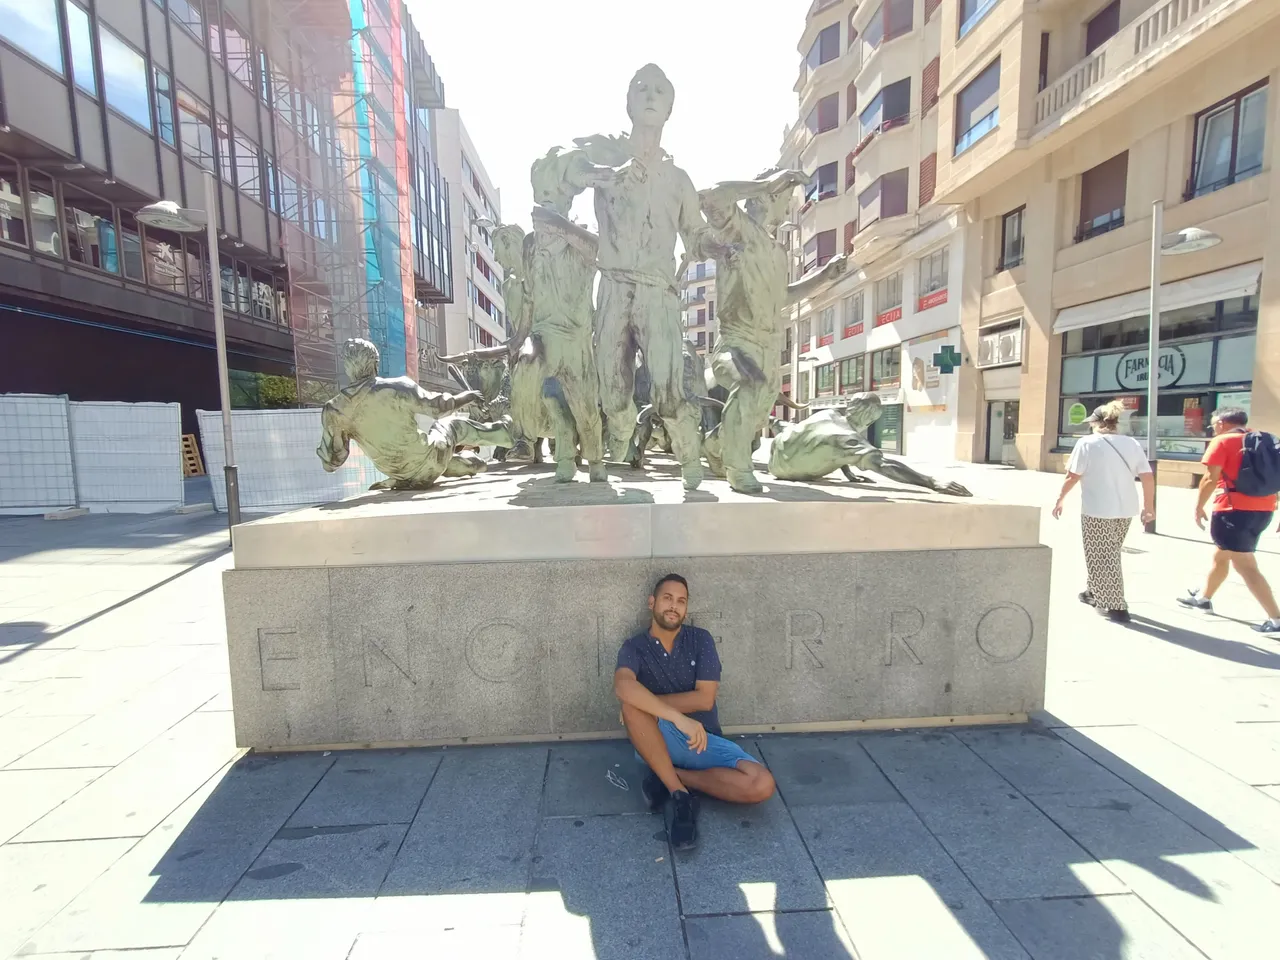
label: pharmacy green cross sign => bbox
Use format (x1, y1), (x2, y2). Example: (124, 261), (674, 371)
(932, 345), (962, 375)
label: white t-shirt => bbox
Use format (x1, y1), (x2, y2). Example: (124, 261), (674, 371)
(1066, 433), (1152, 519)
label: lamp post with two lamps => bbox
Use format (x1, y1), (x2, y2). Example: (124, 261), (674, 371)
(1144, 200), (1221, 533)
(136, 169), (241, 529)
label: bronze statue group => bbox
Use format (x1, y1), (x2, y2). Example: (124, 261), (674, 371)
(316, 65), (970, 500)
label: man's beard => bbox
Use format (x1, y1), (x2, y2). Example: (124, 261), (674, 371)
(653, 610), (684, 630)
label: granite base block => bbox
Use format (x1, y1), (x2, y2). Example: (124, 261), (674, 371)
(223, 544), (1050, 749)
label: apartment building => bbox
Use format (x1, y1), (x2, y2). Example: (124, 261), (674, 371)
(682, 259), (717, 358)
(778, 0), (966, 460)
(0, 0), (456, 436)
(935, 0), (1280, 477)
(434, 108), (506, 354)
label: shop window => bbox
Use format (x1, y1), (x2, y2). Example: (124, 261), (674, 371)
(839, 355), (865, 393)
(0, 158), (28, 247)
(65, 1), (96, 96)
(999, 205), (1024, 270)
(1221, 295), (1259, 332)
(1187, 81), (1268, 199)
(1077, 152), (1127, 242)
(100, 28), (152, 132)
(816, 363), (837, 396)
(0, 0), (64, 75)
(119, 210), (143, 281)
(1215, 334), (1255, 383)
(955, 58), (1000, 155)
(27, 170), (59, 257)
(62, 184), (119, 274)
(870, 345), (901, 389)
(143, 225), (186, 294)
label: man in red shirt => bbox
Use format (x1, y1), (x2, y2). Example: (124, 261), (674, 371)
(1177, 407), (1280, 633)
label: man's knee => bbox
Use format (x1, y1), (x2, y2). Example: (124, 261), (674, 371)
(743, 763), (776, 804)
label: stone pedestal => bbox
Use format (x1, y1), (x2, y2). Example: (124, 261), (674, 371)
(222, 464), (1050, 750)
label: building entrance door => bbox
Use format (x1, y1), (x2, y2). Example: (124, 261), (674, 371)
(986, 400), (1019, 465)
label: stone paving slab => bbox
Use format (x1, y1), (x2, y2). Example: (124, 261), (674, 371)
(542, 740), (646, 818)
(286, 750), (441, 828)
(993, 894), (1205, 960)
(684, 912), (855, 960)
(791, 801), (1029, 960)
(0, 713), (89, 767)
(757, 735), (902, 806)
(0, 767), (108, 843)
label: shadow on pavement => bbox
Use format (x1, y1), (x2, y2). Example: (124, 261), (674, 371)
(1126, 614), (1280, 669)
(125, 722), (1259, 959)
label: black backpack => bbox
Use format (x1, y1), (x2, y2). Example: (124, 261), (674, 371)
(1234, 431), (1280, 498)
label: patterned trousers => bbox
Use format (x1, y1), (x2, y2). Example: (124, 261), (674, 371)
(1081, 515), (1132, 611)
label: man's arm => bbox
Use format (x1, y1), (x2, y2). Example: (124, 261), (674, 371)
(655, 682), (718, 714)
(614, 668), (695, 723)
(1196, 464), (1221, 529)
(678, 171), (733, 263)
(413, 384), (483, 418)
(316, 404), (350, 473)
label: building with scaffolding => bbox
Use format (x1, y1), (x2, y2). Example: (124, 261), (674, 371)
(0, 0), (456, 436)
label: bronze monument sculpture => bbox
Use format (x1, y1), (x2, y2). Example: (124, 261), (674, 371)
(317, 339), (511, 490)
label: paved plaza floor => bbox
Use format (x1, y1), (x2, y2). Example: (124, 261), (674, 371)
(2, 465), (1280, 959)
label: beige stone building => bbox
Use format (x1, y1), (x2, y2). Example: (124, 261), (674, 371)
(681, 260), (717, 359)
(934, 0), (1280, 479)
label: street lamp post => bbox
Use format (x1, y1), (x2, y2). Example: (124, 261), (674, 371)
(136, 169), (241, 529)
(1144, 199), (1221, 534)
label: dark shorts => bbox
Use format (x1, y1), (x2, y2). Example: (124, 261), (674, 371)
(1210, 510), (1274, 553)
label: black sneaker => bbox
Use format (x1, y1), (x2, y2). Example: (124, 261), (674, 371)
(1176, 590), (1213, 612)
(1078, 590), (1095, 606)
(641, 770), (670, 811)
(1255, 619), (1280, 635)
(666, 790), (699, 851)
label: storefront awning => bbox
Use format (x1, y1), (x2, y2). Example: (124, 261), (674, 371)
(1052, 261), (1262, 335)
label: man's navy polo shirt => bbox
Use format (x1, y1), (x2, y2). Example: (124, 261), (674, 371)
(616, 624), (722, 734)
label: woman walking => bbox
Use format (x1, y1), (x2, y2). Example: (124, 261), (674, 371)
(1052, 401), (1155, 623)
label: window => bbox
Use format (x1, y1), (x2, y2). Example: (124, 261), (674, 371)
(807, 23), (841, 70)
(842, 291), (864, 337)
(955, 58), (1000, 155)
(818, 305), (836, 345)
(184, 237), (208, 301)
(708, 300), (716, 324)
(0, 0), (63, 74)
(859, 77), (911, 139)
(144, 225), (186, 294)
(807, 161), (839, 203)
(27, 170), (59, 257)
(1085, 0), (1120, 56)
(1077, 152), (1127, 241)
(959, 0), (998, 38)
(977, 322), (1023, 368)
(806, 93), (840, 136)
(235, 134), (261, 202)
(146, 69), (174, 146)
(65, 2), (96, 95)
(999, 206), (1024, 270)
(802, 229), (837, 272)
(119, 210), (143, 281)
(258, 49), (272, 105)
(861, 0), (913, 51)
(100, 29), (152, 131)
(870, 346), (902, 389)
(217, 18), (253, 87)
(857, 168), (908, 227)
(918, 247), (949, 295)
(216, 115), (232, 184)
(1188, 82), (1268, 199)
(170, 0), (205, 41)
(178, 89), (215, 167)
(63, 184), (118, 274)
(839, 355), (865, 393)
(799, 317), (812, 352)
(696, 307), (706, 324)
(874, 272), (902, 318)
(816, 363), (837, 396)
(0, 158), (28, 246)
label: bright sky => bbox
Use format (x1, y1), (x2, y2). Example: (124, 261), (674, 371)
(406, 0), (809, 231)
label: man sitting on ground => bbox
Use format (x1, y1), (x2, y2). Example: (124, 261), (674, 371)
(614, 574), (775, 851)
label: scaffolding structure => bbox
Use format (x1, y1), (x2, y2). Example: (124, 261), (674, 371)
(266, 0), (417, 402)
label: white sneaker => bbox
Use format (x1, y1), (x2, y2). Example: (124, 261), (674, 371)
(1255, 619), (1280, 635)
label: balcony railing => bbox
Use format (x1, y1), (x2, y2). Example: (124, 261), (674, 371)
(1075, 208), (1125, 242)
(1034, 0), (1224, 128)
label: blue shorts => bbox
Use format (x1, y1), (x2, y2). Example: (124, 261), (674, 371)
(635, 719), (758, 771)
